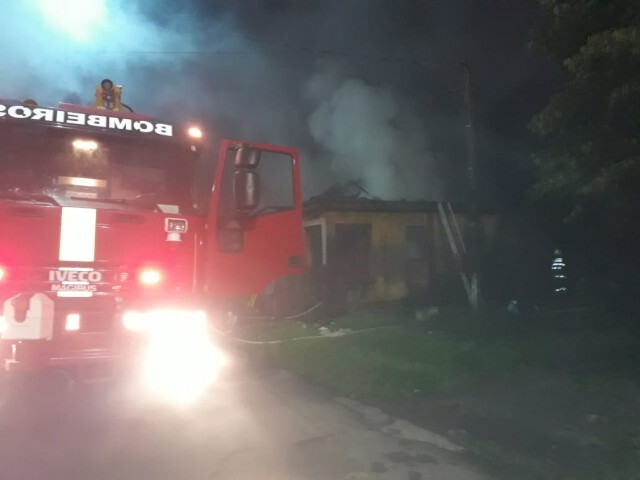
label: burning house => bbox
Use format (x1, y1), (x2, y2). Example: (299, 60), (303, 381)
(272, 182), (500, 316)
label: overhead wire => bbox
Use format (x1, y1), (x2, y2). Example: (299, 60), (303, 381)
(99, 34), (462, 68)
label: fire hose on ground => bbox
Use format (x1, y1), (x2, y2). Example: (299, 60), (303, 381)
(210, 302), (401, 345)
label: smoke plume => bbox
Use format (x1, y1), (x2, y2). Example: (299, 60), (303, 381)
(304, 62), (442, 200)
(1, 1), (465, 201)
(0, 1), (244, 117)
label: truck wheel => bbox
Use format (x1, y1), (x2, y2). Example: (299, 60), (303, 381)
(211, 310), (238, 334)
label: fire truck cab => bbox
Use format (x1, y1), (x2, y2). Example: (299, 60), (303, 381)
(0, 80), (305, 385)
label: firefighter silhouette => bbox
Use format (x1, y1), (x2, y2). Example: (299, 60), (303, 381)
(551, 248), (568, 294)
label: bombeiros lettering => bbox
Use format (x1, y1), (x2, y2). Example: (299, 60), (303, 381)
(8, 105), (31, 119)
(31, 108), (55, 122)
(65, 111), (86, 125)
(87, 114), (107, 128)
(0, 102), (173, 137)
(108, 117), (132, 131)
(133, 120), (153, 133)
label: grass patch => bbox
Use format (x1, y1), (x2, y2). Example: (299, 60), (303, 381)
(272, 330), (546, 398)
(246, 308), (544, 398)
(234, 304), (640, 480)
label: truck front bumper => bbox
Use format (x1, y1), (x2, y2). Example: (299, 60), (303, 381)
(1, 333), (131, 373)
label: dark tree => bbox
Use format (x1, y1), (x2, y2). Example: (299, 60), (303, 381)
(530, 0), (640, 308)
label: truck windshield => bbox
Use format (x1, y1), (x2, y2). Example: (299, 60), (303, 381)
(0, 123), (196, 214)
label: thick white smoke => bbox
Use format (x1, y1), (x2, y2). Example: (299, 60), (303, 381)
(0, 1), (245, 117)
(0, 1), (447, 201)
(304, 63), (442, 200)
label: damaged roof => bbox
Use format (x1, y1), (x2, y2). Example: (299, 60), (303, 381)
(304, 181), (466, 216)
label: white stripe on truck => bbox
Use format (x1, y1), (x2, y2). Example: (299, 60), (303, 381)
(59, 207), (97, 262)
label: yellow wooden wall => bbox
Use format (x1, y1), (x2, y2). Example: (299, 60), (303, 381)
(323, 211), (422, 302)
(306, 210), (499, 304)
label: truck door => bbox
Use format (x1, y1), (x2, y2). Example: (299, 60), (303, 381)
(204, 140), (305, 298)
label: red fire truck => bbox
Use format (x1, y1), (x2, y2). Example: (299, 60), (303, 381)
(0, 80), (305, 398)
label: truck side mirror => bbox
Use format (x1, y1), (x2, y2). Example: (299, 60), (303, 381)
(234, 170), (260, 213)
(235, 147), (261, 168)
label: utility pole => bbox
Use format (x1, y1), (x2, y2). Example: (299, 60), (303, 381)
(461, 62), (480, 312)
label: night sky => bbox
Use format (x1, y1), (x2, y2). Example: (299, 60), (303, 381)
(2, 0), (558, 203)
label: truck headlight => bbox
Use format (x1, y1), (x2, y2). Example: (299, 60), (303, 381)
(127, 309), (224, 405)
(138, 268), (163, 286)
